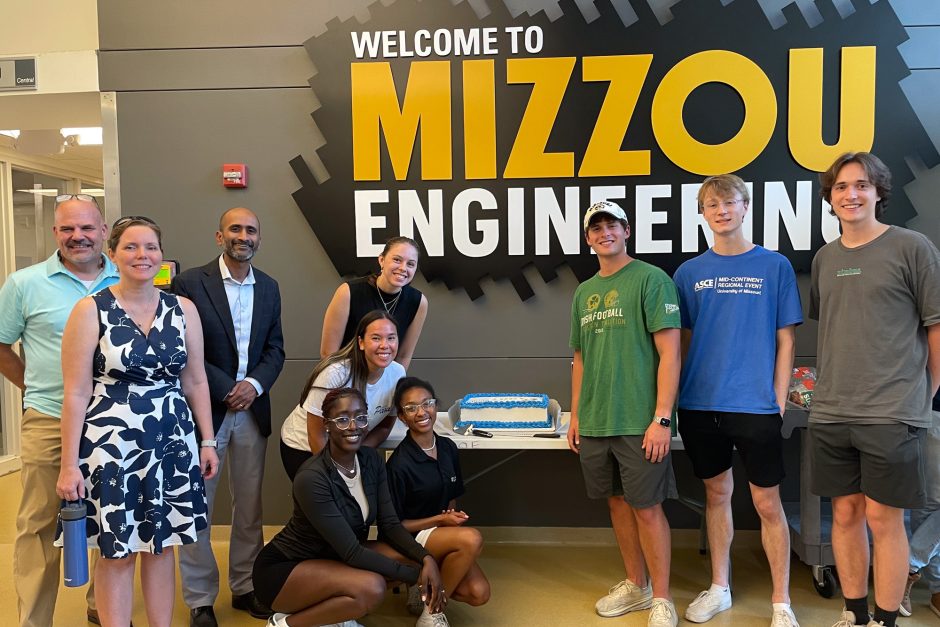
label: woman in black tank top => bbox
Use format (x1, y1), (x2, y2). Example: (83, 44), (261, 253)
(321, 237), (429, 369)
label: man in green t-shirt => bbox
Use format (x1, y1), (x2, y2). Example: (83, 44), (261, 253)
(570, 201), (682, 627)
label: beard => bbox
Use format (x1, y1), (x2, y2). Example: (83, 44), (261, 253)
(224, 240), (255, 262)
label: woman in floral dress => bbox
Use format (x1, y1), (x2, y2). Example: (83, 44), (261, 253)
(57, 216), (218, 626)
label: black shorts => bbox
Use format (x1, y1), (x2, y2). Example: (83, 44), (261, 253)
(810, 421), (927, 509)
(252, 542), (301, 610)
(280, 440), (313, 482)
(677, 410), (785, 488)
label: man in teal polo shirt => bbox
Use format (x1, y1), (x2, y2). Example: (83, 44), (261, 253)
(0, 195), (118, 627)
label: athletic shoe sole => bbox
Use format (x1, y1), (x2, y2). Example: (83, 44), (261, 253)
(685, 600), (732, 623)
(595, 596), (653, 617)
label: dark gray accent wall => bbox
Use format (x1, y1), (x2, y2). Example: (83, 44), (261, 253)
(98, 0), (940, 528)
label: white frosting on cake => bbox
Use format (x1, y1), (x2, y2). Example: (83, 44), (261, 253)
(455, 393), (553, 430)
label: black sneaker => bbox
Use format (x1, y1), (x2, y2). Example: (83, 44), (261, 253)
(232, 591), (273, 619)
(190, 606), (218, 627)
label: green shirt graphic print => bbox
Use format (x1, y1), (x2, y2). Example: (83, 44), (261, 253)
(570, 260), (681, 436)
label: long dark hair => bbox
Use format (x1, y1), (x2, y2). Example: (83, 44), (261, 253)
(299, 309), (398, 405)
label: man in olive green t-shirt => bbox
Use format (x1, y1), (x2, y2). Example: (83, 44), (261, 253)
(569, 201), (682, 627)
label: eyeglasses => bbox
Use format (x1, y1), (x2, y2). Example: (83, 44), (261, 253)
(55, 194), (99, 206)
(401, 398), (437, 416)
(702, 198), (744, 211)
(327, 413), (369, 430)
(113, 215), (157, 228)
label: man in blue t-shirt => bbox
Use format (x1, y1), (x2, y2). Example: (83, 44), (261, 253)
(672, 175), (803, 626)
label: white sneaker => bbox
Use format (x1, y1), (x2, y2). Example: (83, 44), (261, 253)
(831, 610), (865, 627)
(685, 587), (732, 622)
(771, 605), (800, 627)
(594, 578), (653, 617)
(266, 613), (289, 627)
(415, 608), (450, 627)
(648, 598), (679, 627)
(407, 584), (424, 616)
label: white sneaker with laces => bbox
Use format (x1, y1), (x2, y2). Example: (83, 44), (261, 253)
(685, 587), (732, 623)
(594, 578), (653, 617)
(415, 608), (450, 627)
(648, 598), (678, 627)
(831, 610), (864, 627)
(406, 584), (424, 616)
(771, 605), (800, 627)
(266, 613), (289, 627)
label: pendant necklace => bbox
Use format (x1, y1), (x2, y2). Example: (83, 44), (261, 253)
(375, 280), (402, 315)
(420, 436), (437, 452)
(332, 458), (357, 478)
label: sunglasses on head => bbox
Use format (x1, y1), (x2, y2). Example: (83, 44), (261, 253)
(55, 194), (99, 206)
(112, 215), (157, 228)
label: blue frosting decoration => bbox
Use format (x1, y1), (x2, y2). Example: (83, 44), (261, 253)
(455, 393), (552, 429)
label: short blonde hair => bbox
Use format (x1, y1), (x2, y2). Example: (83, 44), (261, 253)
(698, 175), (750, 213)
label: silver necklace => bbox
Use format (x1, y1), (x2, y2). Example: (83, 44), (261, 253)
(375, 281), (402, 315)
(420, 436), (437, 452)
(332, 458), (357, 477)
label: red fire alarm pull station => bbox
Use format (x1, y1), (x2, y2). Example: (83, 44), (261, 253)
(223, 164), (247, 188)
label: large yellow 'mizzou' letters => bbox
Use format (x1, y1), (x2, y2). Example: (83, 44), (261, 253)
(351, 61), (452, 181)
(788, 47), (876, 171)
(579, 55), (653, 177)
(350, 47), (876, 181)
(463, 59), (497, 180)
(503, 57), (577, 179)
(651, 50), (777, 175)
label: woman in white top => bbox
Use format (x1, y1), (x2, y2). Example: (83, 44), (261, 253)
(280, 309), (405, 480)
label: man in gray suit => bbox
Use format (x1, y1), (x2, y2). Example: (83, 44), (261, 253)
(174, 208), (285, 627)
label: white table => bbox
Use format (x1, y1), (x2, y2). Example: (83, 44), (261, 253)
(381, 412), (685, 483)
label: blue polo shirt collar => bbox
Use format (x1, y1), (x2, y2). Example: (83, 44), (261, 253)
(46, 251), (119, 284)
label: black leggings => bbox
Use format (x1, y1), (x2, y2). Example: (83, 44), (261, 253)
(280, 440), (313, 481)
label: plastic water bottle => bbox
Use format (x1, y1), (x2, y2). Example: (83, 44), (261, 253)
(60, 501), (88, 587)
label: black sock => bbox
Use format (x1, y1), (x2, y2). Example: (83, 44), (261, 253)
(845, 596), (870, 624)
(872, 605), (898, 627)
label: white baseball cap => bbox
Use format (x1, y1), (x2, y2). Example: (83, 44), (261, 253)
(583, 200), (628, 231)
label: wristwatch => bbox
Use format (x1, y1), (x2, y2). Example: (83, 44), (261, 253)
(653, 416), (671, 428)
(200, 439), (218, 448)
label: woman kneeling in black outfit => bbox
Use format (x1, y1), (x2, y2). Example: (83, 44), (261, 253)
(386, 377), (491, 626)
(253, 387), (444, 627)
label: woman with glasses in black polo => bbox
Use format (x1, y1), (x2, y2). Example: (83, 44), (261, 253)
(253, 387), (444, 627)
(385, 377), (491, 626)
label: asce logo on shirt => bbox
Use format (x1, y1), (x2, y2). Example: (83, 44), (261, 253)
(694, 279), (715, 291)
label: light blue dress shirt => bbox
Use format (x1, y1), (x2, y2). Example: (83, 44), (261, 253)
(218, 255), (263, 395)
(0, 253), (120, 417)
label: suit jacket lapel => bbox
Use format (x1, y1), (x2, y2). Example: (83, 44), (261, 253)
(203, 262), (237, 350)
(248, 275), (265, 356)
